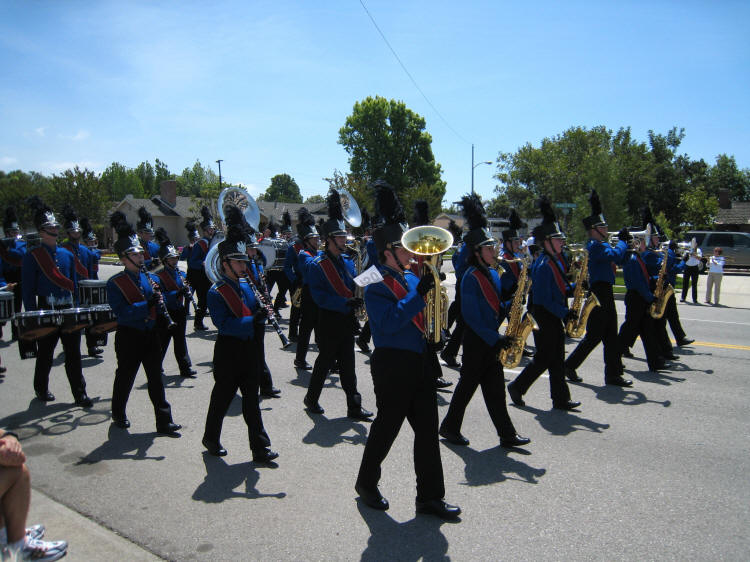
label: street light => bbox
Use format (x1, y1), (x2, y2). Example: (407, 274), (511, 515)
(471, 144), (493, 195)
(216, 159), (223, 191)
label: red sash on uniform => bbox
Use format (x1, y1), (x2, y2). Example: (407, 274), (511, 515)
(382, 275), (425, 334)
(471, 269), (500, 316)
(196, 239), (209, 256)
(62, 243), (89, 280)
(318, 258), (353, 298)
(547, 260), (567, 296)
(112, 273), (156, 320)
(293, 242), (303, 253)
(503, 252), (520, 279)
(216, 283), (252, 318)
(636, 255), (650, 285)
(30, 247), (75, 292)
(158, 269), (183, 305)
(139, 238), (151, 260)
(0, 244), (22, 267)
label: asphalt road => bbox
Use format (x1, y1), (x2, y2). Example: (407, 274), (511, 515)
(1, 264), (749, 561)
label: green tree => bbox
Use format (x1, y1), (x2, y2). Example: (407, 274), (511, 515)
(304, 194), (325, 205)
(0, 170), (52, 230)
(48, 167), (108, 224)
(101, 162), (145, 200)
(136, 161), (155, 196)
(679, 186), (719, 230)
(338, 96), (446, 211)
(177, 159), (218, 197)
(708, 154), (750, 201)
(262, 173), (303, 203)
(154, 158), (173, 191)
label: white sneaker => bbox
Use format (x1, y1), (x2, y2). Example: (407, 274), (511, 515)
(25, 526), (45, 542)
(17, 538), (67, 561)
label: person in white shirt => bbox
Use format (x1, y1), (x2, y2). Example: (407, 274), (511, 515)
(705, 247), (725, 305)
(680, 243), (703, 303)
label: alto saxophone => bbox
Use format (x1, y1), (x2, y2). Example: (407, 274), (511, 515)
(498, 258), (537, 368)
(565, 249), (600, 338)
(649, 248), (673, 319)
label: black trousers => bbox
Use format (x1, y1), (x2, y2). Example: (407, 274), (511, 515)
(190, 268), (211, 325)
(358, 320), (371, 344)
(5, 270), (22, 339)
(618, 291), (662, 369)
(288, 281), (301, 338)
(442, 327), (517, 438)
(266, 270), (289, 310)
(295, 285), (317, 363)
(112, 325), (172, 426)
(681, 265), (700, 302)
(511, 306), (571, 404)
(357, 347), (445, 501)
(157, 308), (192, 374)
(306, 308), (362, 411)
(565, 281), (623, 380)
(254, 320), (275, 391)
(443, 283), (464, 358)
(663, 293), (686, 342)
(34, 328), (86, 399)
(204, 334), (271, 454)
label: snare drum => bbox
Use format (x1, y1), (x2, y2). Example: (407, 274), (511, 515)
(13, 310), (62, 340)
(78, 279), (108, 305)
(59, 308), (92, 333)
(0, 291), (13, 322)
(258, 238), (288, 270)
(89, 305), (117, 334)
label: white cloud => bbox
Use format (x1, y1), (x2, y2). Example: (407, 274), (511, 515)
(0, 156), (18, 166)
(59, 130), (90, 141)
(35, 127), (46, 137)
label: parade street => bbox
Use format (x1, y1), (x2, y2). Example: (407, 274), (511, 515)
(1, 264), (749, 561)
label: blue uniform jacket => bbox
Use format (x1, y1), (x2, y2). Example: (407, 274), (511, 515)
(666, 249), (685, 285)
(207, 276), (259, 339)
(623, 252), (655, 303)
(529, 252), (571, 320)
(308, 252), (356, 314)
(188, 238), (211, 271)
(22, 245), (77, 309)
(499, 251), (524, 296)
(461, 265), (511, 346)
(179, 244), (192, 262)
(107, 269), (158, 330)
(283, 241), (300, 283)
(452, 243), (469, 286)
(642, 248), (661, 277)
(63, 241), (96, 278)
(587, 238), (627, 285)
(1, 238), (26, 276)
(365, 265), (427, 353)
(156, 267), (187, 311)
(297, 247), (322, 285)
(365, 239), (378, 269)
(141, 239), (160, 269)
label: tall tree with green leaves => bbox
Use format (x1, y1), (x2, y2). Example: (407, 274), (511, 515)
(0, 170), (51, 230)
(136, 161), (155, 196)
(338, 96), (446, 212)
(101, 162), (145, 201)
(262, 173), (303, 203)
(708, 154), (750, 201)
(48, 167), (107, 224)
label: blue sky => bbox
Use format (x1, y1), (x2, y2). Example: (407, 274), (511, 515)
(1, 1), (748, 205)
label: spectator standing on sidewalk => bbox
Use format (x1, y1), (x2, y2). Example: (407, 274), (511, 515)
(680, 241), (702, 303)
(705, 247), (725, 305)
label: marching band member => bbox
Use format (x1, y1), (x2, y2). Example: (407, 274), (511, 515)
(262, 217), (288, 313)
(1, 207), (26, 341)
(60, 206), (102, 358)
(508, 197), (581, 411)
(663, 239), (693, 348)
(563, 190), (632, 387)
(440, 219), (469, 369)
(355, 211), (376, 354)
(499, 210), (526, 300)
(153, 228), (196, 378)
(356, 180), (460, 520)
(22, 197), (91, 407)
(680, 239), (702, 304)
(80, 217), (100, 280)
(202, 225), (277, 463)
(106, 213), (180, 435)
(444, 219), (464, 337)
(617, 230), (665, 371)
(188, 207), (218, 331)
(293, 208), (321, 371)
(136, 207), (159, 271)
(439, 194), (529, 448)
(283, 211), (302, 342)
(180, 221), (199, 316)
(303, 190), (372, 420)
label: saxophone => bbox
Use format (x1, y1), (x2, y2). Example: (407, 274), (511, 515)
(498, 258), (537, 368)
(649, 248), (673, 319)
(565, 249), (600, 338)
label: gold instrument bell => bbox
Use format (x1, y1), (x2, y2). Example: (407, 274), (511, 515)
(401, 225), (454, 344)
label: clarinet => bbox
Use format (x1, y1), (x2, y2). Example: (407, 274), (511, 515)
(176, 269), (199, 310)
(141, 266), (176, 329)
(243, 268), (290, 348)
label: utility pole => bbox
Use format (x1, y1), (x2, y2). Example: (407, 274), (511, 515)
(216, 159), (223, 191)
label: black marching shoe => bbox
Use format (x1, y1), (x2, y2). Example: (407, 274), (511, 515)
(180, 368), (198, 378)
(501, 434), (531, 448)
(348, 407), (374, 421)
(156, 422), (182, 436)
(74, 394), (93, 408)
(662, 352), (678, 360)
(202, 437), (227, 457)
(435, 377), (453, 389)
(294, 360), (312, 370)
(111, 416), (130, 429)
(356, 337), (371, 353)
(260, 387), (282, 398)
(621, 349), (634, 358)
(648, 359), (667, 372)
(0, 366), (6, 374)
(88, 348), (103, 357)
(303, 396), (324, 414)
(253, 448), (279, 464)
(35, 391), (55, 402)
(565, 367), (582, 382)
(553, 400), (581, 411)
(194, 323), (209, 331)
(676, 338), (694, 346)
(355, 483), (389, 511)
(507, 383), (525, 407)
(439, 428), (470, 446)
(440, 351), (461, 368)
(605, 376), (633, 387)
(415, 498), (461, 520)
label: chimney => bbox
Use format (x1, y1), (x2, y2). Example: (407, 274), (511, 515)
(160, 180), (177, 207)
(718, 189), (731, 209)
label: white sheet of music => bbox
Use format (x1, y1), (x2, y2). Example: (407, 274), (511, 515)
(354, 265), (383, 287)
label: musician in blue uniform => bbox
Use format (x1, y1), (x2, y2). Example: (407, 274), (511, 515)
(439, 194), (530, 448)
(179, 221), (199, 316)
(662, 239), (692, 348)
(202, 225), (277, 463)
(355, 180), (460, 520)
(441, 220), (470, 369)
(188, 207), (218, 331)
(154, 228), (196, 378)
(293, 207), (321, 371)
(136, 207), (160, 271)
(80, 217), (100, 280)
(498, 210), (526, 299)
(303, 190), (372, 420)
(617, 230), (664, 371)
(21, 197), (91, 407)
(355, 210), (375, 354)
(282, 211), (302, 341)
(563, 190), (632, 387)
(508, 197), (581, 411)
(1, 207), (26, 341)
(106, 213), (180, 435)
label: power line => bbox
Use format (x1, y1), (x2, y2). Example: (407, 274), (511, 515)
(358, 0), (471, 146)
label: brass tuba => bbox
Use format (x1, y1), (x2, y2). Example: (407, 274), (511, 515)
(401, 225), (453, 344)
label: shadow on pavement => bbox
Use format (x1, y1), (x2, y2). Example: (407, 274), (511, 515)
(440, 441), (546, 486)
(75, 424), (166, 464)
(575, 380), (673, 407)
(0, 398), (111, 439)
(192, 455), (286, 502)
(517, 404), (610, 436)
(302, 412), (368, 448)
